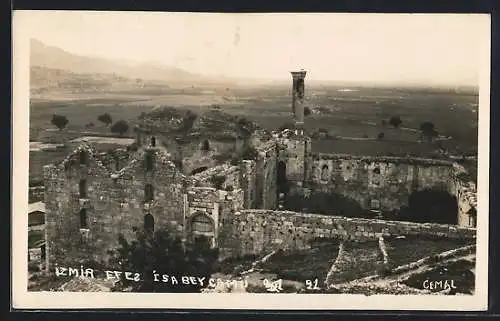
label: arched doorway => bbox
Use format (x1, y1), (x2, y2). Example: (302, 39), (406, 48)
(190, 167), (208, 175)
(151, 136), (156, 147)
(144, 213), (154, 233)
(405, 188), (458, 224)
(277, 161), (288, 194)
(79, 179), (87, 198)
(190, 213), (214, 249)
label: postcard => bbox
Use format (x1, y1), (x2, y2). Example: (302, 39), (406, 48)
(12, 11), (490, 310)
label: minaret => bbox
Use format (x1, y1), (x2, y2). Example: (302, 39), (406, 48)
(291, 69), (307, 134)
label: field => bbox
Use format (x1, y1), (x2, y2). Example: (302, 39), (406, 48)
(28, 84), (479, 181)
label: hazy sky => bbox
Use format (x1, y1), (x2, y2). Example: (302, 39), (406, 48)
(16, 11), (489, 86)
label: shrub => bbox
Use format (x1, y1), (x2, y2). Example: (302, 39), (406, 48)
(110, 120), (129, 136)
(51, 114), (69, 130)
(389, 116), (402, 128)
(97, 113), (113, 126)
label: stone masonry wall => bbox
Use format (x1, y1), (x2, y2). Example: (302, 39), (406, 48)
(255, 140), (278, 210)
(185, 186), (244, 248)
(239, 160), (257, 209)
(449, 164), (478, 227)
(191, 163), (241, 191)
(43, 144), (189, 271)
(308, 153), (456, 211)
(276, 132), (311, 185)
(219, 210), (476, 257)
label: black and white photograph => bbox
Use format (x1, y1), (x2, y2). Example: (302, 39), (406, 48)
(12, 11), (490, 310)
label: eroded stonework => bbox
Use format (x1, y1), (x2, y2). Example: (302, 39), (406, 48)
(42, 72), (478, 271)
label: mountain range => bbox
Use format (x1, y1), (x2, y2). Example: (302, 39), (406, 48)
(30, 38), (240, 90)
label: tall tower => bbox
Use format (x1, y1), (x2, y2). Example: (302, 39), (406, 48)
(291, 69), (307, 133)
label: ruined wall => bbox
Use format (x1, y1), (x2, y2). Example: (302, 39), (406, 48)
(43, 144), (189, 270)
(239, 160), (258, 209)
(96, 148), (132, 172)
(449, 164), (478, 228)
(191, 163), (241, 190)
(255, 140), (278, 210)
(219, 210), (476, 257)
(140, 132), (242, 176)
(185, 187), (244, 248)
(307, 154), (455, 211)
(277, 132), (311, 185)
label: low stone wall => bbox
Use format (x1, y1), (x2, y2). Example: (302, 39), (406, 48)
(220, 210), (476, 257)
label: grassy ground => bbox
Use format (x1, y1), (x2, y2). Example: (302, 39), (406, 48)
(29, 85), (478, 180)
(385, 235), (474, 269)
(260, 240), (340, 282)
(402, 259), (475, 294)
(327, 240), (384, 284)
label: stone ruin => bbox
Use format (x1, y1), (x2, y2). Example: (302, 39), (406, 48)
(41, 70), (478, 272)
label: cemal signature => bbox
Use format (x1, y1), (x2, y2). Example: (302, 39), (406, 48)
(422, 279), (457, 291)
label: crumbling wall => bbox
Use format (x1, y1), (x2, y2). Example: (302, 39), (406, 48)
(219, 210), (476, 257)
(276, 132), (311, 185)
(185, 187), (244, 248)
(450, 164), (478, 227)
(43, 144), (189, 271)
(191, 163), (241, 190)
(255, 140), (278, 209)
(309, 154), (455, 211)
(239, 160), (257, 209)
(96, 148), (132, 172)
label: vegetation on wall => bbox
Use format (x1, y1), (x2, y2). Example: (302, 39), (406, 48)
(109, 229), (219, 293)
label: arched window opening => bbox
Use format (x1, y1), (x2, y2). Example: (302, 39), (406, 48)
(373, 167), (381, 175)
(151, 136), (156, 147)
(145, 184), (154, 202)
(370, 199), (381, 210)
(79, 179), (87, 198)
(144, 213), (154, 232)
(190, 167), (208, 175)
(468, 208), (477, 227)
(79, 151), (88, 165)
(191, 214), (214, 233)
(115, 159), (120, 171)
(201, 139), (210, 151)
(321, 164), (329, 181)
(79, 209), (88, 229)
(145, 153), (154, 172)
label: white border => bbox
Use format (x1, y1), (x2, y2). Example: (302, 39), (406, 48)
(12, 11), (491, 310)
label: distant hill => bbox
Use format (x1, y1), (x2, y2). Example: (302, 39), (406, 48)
(30, 38), (238, 88)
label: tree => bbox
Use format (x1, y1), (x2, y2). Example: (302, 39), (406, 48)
(420, 121), (438, 142)
(304, 106), (311, 116)
(236, 117), (254, 139)
(377, 132), (385, 140)
(97, 113), (113, 126)
(110, 120), (129, 136)
(51, 114), (69, 130)
(388, 116), (402, 128)
(109, 229), (218, 293)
